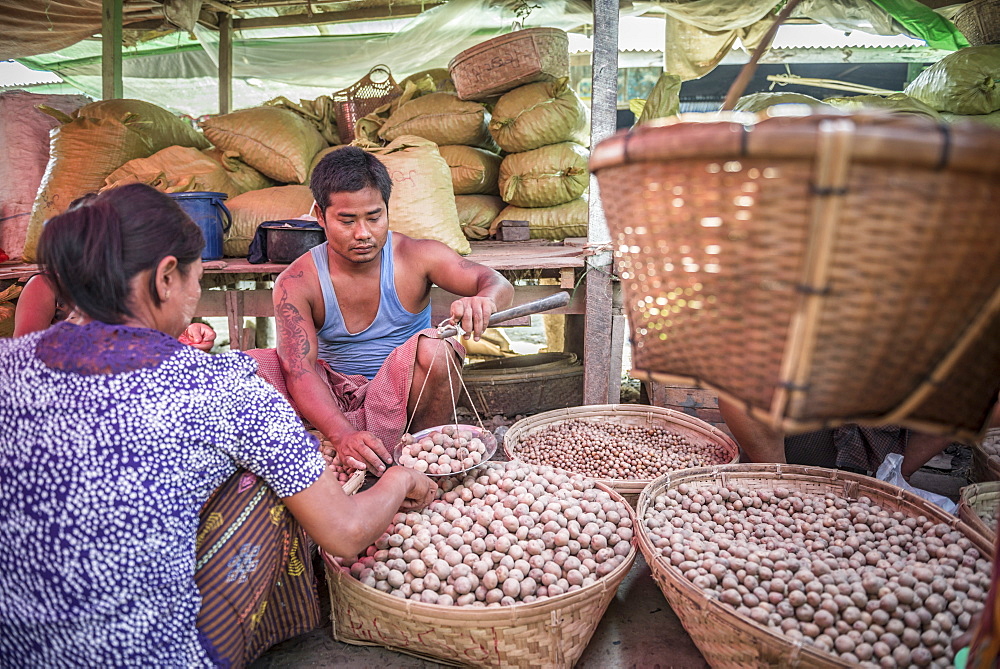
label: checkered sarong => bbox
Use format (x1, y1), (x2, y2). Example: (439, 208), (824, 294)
(244, 329), (463, 449)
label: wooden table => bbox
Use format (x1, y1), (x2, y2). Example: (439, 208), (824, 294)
(0, 238), (590, 350)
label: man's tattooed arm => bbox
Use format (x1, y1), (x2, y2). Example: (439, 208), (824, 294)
(274, 271), (312, 379)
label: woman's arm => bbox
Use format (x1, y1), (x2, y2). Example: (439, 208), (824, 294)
(283, 465), (437, 558)
(14, 275), (59, 337)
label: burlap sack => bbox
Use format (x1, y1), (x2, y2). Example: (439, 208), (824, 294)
(367, 135), (470, 255)
(201, 107), (328, 184)
(202, 147), (275, 195)
(0, 91), (89, 260)
(490, 198), (588, 241)
(904, 45), (1000, 115)
(23, 99), (210, 261)
(734, 91), (828, 113)
(224, 185), (316, 258)
(456, 194), (504, 241)
(498, 142), (589, 208)
(379, 93), (498, 151)
(438, 145), (501, 195)
(489, 79), (589, 154)
(105, 146), (240, 198)
(823, 93), (942, 120)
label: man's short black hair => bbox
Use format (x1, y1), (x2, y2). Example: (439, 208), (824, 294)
(310, 146), (392, 212)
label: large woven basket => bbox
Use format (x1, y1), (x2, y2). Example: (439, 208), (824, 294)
(591, 111), (1000, 441)
(954, 0), (1000, 45)
(448, 28), (569, 101)
(459, 352), (583, 416)
(333, 64), (402, 143)
(636, 463), (993, 668)
(503, 404), (739, 507)
(960, 481), (1000, 544)
(972, 427), (1000, 483)
(322, 483), (637, 668)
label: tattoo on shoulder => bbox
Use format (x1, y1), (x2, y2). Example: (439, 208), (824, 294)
(275, 275), (311, 378)
(458, 257), (480, 270)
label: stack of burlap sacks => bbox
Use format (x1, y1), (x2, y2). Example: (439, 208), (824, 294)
(486, 78), (590, 241)
(15, 86), (479, 261)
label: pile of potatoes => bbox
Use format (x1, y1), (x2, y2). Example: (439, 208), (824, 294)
(981, 431), (1000, 469)
(338, 461), (633, 606)
(398, 425), (493, 475)
(512, 420), (732, 480)
(644, 483), (991, 668)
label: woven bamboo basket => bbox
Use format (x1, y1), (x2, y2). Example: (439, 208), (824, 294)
(333, 65), (402, 143)
(459, 352), (583, 416)
(959, 481), (1000, 544)
(591, 111), (1000, 442)
(954, 0), (1000, 45)
(971, 428), (1000, 483)
(503, 404), (739, 507)
(636, 463), (993, 668)
(448, 28), (569, 101)
(322, 482), (637, 668)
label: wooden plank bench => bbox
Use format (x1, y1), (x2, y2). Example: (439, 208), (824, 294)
(1, 238), (590, 351)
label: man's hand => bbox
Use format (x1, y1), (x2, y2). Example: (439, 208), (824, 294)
(179, 322), (217, 351)
(336, 430), (393, 475)
(392, 466), (438, 511)
(449, 296), (498, 341)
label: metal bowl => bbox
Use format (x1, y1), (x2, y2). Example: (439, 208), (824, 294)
(391, 424), (498, 478)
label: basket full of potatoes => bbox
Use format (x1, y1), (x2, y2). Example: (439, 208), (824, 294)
(637, 463), (993, 669)
(322, 461), (637, 668)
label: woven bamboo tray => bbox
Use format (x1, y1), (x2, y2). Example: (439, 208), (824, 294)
(971, 428), (1000, 483)
(954, 0), (1000, 45)
(636, 463), (993, 668)
(459, 352), (583, 416)
(959, 481), (1000, 544)
(503, 404), (739, 507)
(591, 111), (1000, 442)
(449, 28), (569, 101)
(322, 482), (637, 667)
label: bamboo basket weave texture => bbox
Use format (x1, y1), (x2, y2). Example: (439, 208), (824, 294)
(954, 0), (1000, 45)
(636, 463), (994, 669)
(448, 28), (569, 101)
(503, 404), (739, 507)
(333, 65), (402, 143)
(959, 481), (1000, 544)
(590, 112), (1000, 441)
(322, 483), (637, 668)
(459, 352), (582, 416)
(972, 428), (1000, 483)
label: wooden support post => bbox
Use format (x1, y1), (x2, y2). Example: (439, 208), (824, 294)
(583, 0), (622, 405)
(219, 13), (233, 115)
(226, 290), (245, 351)
(101, 0), (123, 99)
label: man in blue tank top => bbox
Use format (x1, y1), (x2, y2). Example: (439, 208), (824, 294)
(258, 147), (513, 475)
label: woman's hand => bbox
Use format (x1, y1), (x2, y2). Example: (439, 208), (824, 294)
(391, 466), (438, 512)
(178, 322), (217, 351)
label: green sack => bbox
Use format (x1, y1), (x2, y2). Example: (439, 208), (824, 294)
(823, 93), (943, 120)
(904, 46), (1000, 115)
(438, 145), (501, 196)
(490, 198), (589, 241)
(455, 194), (504, 241)
(379, 93), (497, 151)
(489, 79), (589, 153)
(499, 142), (589, 209)
(202, 147), (276, 195)
(734, 92), (829, 114)
(633, 73), (682, 125)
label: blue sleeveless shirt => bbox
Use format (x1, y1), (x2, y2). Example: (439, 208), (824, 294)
(310, 232), (431, 380)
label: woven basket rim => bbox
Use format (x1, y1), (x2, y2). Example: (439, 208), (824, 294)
(463, 351), (579, 375)
(503, 404), (740, 493)
(448, 27), (568, 70)
(635, 463), (993, 668)
(590, 112), (1000, 176)
(463, 366), (584, 386)
(321, 481), (638, 620)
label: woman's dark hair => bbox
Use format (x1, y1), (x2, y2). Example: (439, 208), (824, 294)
(37, 183), (204, 324)
(310, 146), (392, 212)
